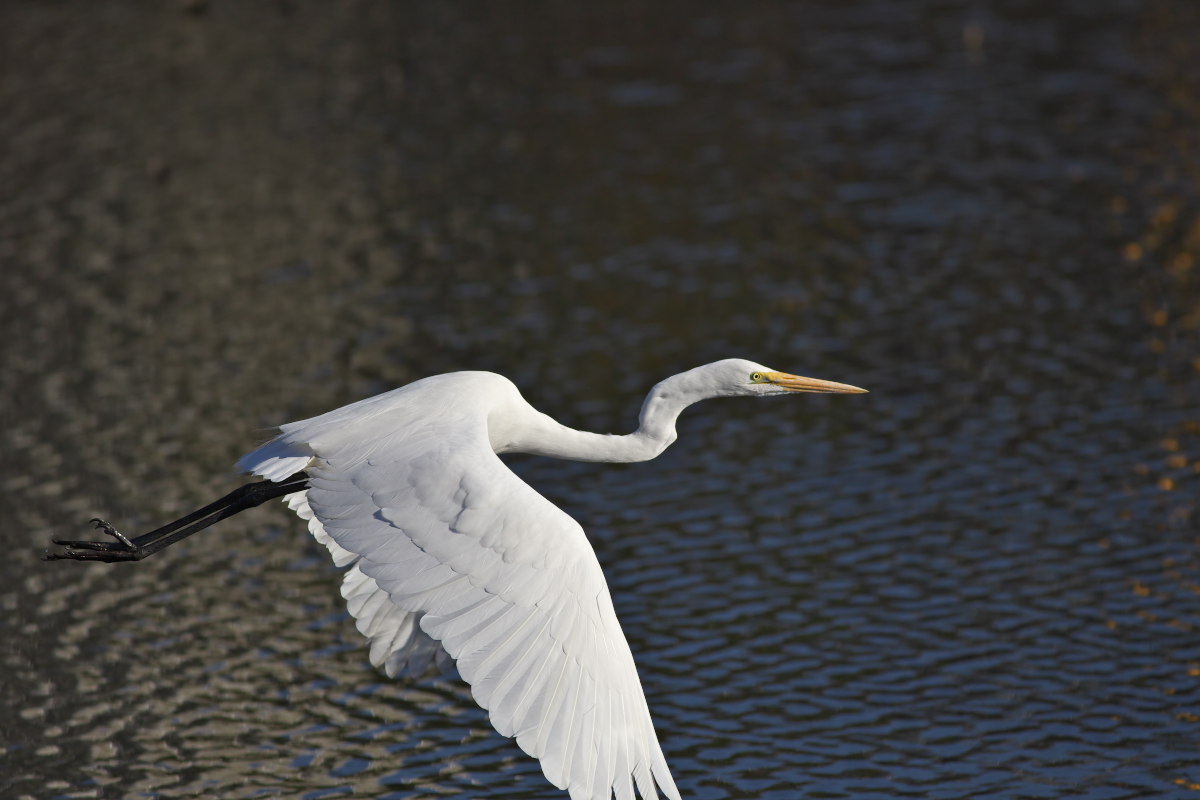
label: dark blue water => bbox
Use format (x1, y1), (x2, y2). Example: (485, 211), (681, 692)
(3, 1), (1200, 798)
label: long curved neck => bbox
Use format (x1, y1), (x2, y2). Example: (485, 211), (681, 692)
(493, 376), (699, 463)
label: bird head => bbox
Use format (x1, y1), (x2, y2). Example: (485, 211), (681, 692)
(688, 358), (868, 399)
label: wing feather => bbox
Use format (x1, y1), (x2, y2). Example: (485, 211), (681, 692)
(614, 693), (635, 800)
(241, 393), (681, 800)
(435, 596), (518, 655)
(488, 616), (554, 725)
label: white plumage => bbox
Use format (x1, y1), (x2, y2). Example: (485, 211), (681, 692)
(233, 360), (867, 800)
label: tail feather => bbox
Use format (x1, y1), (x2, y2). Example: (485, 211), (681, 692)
(238, 436), (312, 482)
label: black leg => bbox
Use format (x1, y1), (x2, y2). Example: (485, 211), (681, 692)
(44, 473), (310, 563)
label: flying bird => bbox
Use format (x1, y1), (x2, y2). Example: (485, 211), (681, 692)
(47, 358), (867, 800)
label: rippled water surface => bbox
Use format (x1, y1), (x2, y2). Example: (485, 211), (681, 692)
(4, 2), (1200, 798)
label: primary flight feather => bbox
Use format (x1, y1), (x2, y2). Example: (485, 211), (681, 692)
(47, 358), (867, 800)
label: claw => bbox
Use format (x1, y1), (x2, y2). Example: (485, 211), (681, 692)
(43, 546), (141, 562)
(43, 518), (144, 562)
(89, 518), (137, 549)
(50, 537), (124, 551)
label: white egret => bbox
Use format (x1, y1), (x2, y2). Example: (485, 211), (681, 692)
(47, 358), (866, 800)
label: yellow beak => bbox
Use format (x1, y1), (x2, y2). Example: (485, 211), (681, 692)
(764, 371), (868, 394)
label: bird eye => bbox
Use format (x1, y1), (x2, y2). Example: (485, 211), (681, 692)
(750, 372), (765, 383)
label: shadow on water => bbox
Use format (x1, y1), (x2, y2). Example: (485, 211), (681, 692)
(3, 1), (1200, 798)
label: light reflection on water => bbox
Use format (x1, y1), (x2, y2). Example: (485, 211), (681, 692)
(3, 1), (1200, 799)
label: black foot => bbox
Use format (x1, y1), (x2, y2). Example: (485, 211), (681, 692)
(43, 474), (310, 565)
(44, 518), (146, 562)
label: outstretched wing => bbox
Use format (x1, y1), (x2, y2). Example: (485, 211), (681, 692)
(241, 413), (681, 800)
